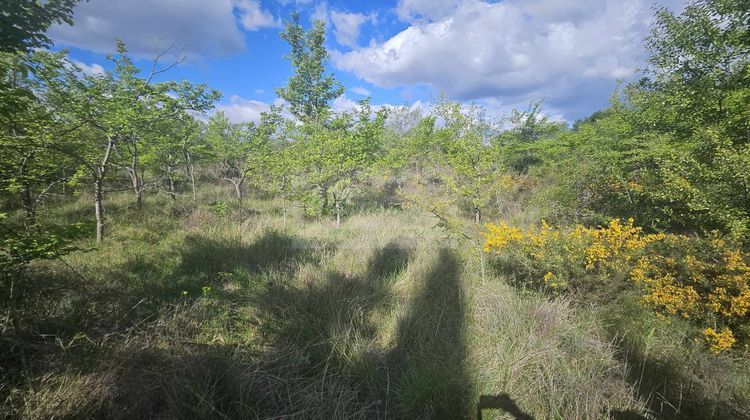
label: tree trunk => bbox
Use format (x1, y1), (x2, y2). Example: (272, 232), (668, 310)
(168, 176), (176, 201)
(20, 186), (36, 228)
(186, 157), (196, 202)
(94, 176), (105, 243)
(281, 194), (287, 231)
(234, 180), (243, 201)
(129, 142), (142, 210)
(335, 198), (341, 227)
(317, 184), (328, 213)
(167, 161), (176, 202)
(94, 137), (115, 243)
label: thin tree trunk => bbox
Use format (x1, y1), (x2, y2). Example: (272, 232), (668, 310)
(234, 180), (243, 201)
(94, 176), (105, 243)
(129, 141), (142, 210)
(18, 154), (35, 228)
(334, 197), (341, 227)
(317, 184), (328, 213)
(168, 175), (176, 202)
(94, 137), (115, 243)
(167, 160), (176, 202)
(186, 156), (196, 202)
(20, 186), (36, 228)
(282, 194), (287, 231)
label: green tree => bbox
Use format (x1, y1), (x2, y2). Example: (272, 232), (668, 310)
(287, 100), (387, 225)
(378, 105), (436, 191)
(276, 12), (344, 124)
(205, 112), (252, 200)
(0, 51), (76, 227)
(0, 0), (82, 53)
(36, 43), (217, 241)
(432, 98), (507, 224)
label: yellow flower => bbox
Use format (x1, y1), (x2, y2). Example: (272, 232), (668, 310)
(703, 327), (736, 353)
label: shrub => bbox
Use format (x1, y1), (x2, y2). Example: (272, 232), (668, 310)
(484, 219), (750, 352)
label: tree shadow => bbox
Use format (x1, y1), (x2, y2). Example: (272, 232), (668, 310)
(613, 341), (746, 419)
(5, 237), (478, 418)
(0, 230), (323, 407)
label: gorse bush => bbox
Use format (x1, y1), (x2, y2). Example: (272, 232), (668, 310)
(484, 218), (750, 352)
(483, 219), (663, 292)
(631, 234), (750, 353)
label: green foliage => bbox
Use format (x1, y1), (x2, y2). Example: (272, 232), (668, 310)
(275, 12), (344, 123)
(539, 0), (750, 241)
(0, 0), (82, 53)
(431, 97), (508, 222)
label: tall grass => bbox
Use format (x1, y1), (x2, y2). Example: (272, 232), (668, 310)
(1, 184), (746, 418)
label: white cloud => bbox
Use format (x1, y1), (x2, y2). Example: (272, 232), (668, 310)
(396, 0), (459, 22)
(334, 0), (687, 120)
(330, 11), (369, 48)
(236, 0), (281, 31)
(332, 95), (358, 113)
(215, 95), (272, 123)
(311, 2), (329, 23)
(70, 59), (105, 76)
(47, 0), (280, 60)
(351, 86), (371, 96)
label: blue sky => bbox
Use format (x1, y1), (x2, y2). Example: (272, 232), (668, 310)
(47, 0), (687, 123)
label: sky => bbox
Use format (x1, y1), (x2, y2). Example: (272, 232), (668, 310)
(46, 0), (688, 124)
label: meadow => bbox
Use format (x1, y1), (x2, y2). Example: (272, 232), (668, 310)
(2, 0), (750, 418)
(1, 182), (748, 418)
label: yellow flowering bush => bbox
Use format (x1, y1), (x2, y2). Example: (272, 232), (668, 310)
(484, 219), (750, 352)
(483, 218), (659, 293)
(703, 327), (737, 354)
(631, 234), (750, 351)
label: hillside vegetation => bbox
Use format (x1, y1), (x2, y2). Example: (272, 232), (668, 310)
(2, 0), (750, 418)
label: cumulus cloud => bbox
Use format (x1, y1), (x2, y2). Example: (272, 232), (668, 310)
(69, 59), (105, 76)
(330, 11), (370, 48)
(215, 95), (272, 123)
(334, 0), (686, 120)
(236, 0), (281, 30)
(396, 0), (460, 22)
(351, 86), (371, 96)
(47, 0), (280, 60)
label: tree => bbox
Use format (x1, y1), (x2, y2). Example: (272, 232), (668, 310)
(287, 100), (386, 225)
(276, 12), (385, 225)
(546, 0), (750, 239)
(432, 98), (507, 224)
(205, 112), (252, 200)
(276, 12), (344, 124)
(37, 43), (217, 241)
(0, 51), (77, 227)
(0, 0), (82, 53)
(378, 105), (435, 191)
(494, 101), (567, 173)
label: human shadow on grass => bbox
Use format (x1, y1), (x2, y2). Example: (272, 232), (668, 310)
(256, 245), (473, 418)
(476, 394), (534, 420)
(385, 248), (472, 419)
(252, 239), (462, 417)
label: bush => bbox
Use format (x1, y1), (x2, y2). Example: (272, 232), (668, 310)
(484, 218), (750, 352)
